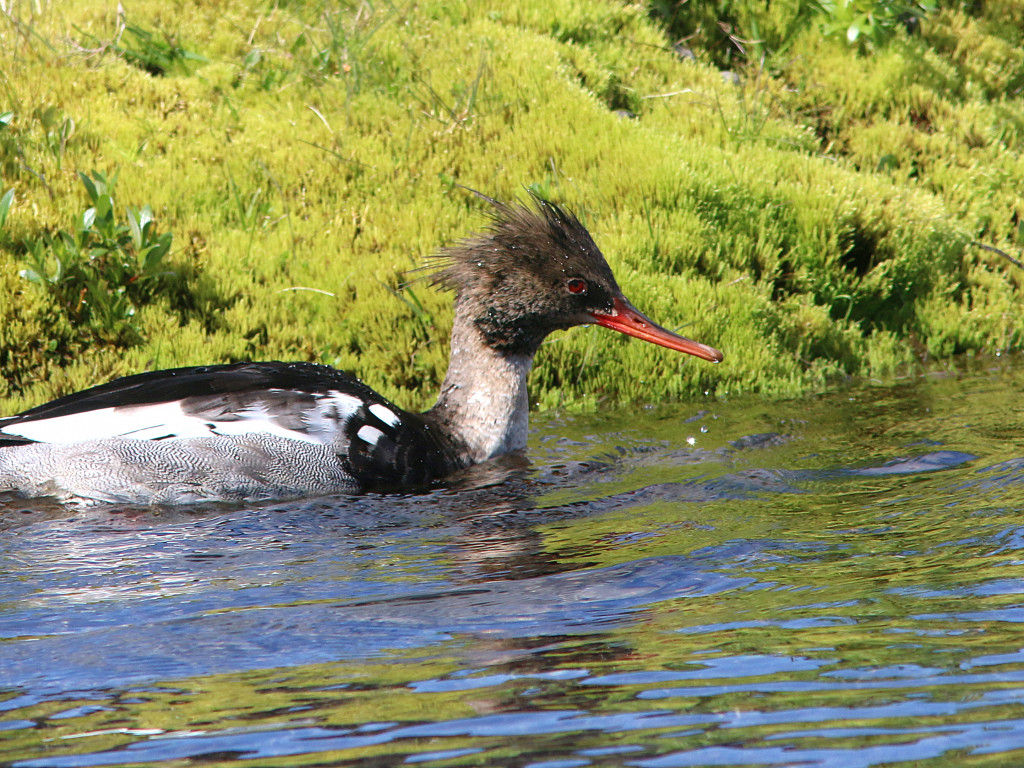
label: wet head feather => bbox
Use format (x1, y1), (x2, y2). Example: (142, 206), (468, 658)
(429, 192), (618, 297)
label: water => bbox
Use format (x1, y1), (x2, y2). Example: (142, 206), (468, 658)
(3, 364), (1024, 767)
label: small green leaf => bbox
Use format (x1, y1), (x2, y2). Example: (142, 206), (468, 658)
(127, 207), (143, 251)
(38, 105), (60, 130)
(94, 193), (113, 224)
(876, 154), (898, 172)
(243, 49), (261, 69)
(58, 229), (77, 253)
(79, 171), (99, 203)
(143, 233), (172, 271)
(137, 205), (154, 233)
(0, 188), (14, 230)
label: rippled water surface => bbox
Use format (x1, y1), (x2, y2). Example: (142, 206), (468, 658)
(4, 365), (1024, 767)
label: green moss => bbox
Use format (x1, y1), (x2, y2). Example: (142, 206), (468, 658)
(0, 0), (1021, 416)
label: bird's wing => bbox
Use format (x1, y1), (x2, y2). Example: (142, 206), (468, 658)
(0, 362), (382, 447)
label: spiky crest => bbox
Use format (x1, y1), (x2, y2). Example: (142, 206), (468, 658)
(429, 192), (616, 296)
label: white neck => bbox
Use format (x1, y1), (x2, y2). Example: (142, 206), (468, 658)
(427, 311), (534, 463)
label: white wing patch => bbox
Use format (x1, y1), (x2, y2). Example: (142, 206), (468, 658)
(2, 402), (204, 444)
(368, 403), (400, 427)
(356, 425), (385, 446)
(1, 390), (367, 447)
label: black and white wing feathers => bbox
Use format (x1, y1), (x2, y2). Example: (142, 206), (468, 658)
(342, 404), (465, 489)
(0, 362), (463, 488)
(0, 362), (371, 446)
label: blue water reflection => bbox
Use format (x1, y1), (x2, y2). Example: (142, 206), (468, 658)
(4, 368), (1024, 767)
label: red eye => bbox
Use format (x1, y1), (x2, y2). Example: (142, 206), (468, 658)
(566, 278), (588, 295)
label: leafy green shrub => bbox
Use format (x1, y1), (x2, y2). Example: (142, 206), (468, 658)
(647, 0), (937, 67)
(816, 0), (936, 48)
(74, 19), (207, 76)
(19, 171), (176, 345)
(116, 23), (208, 76)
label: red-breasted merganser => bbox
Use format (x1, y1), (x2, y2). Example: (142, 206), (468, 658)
(0, 195), (722, 505)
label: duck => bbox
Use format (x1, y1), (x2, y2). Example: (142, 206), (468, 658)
(0, 194), (722, 505)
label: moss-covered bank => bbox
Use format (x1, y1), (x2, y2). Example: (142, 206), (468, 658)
(0, 0), (1020, 414)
